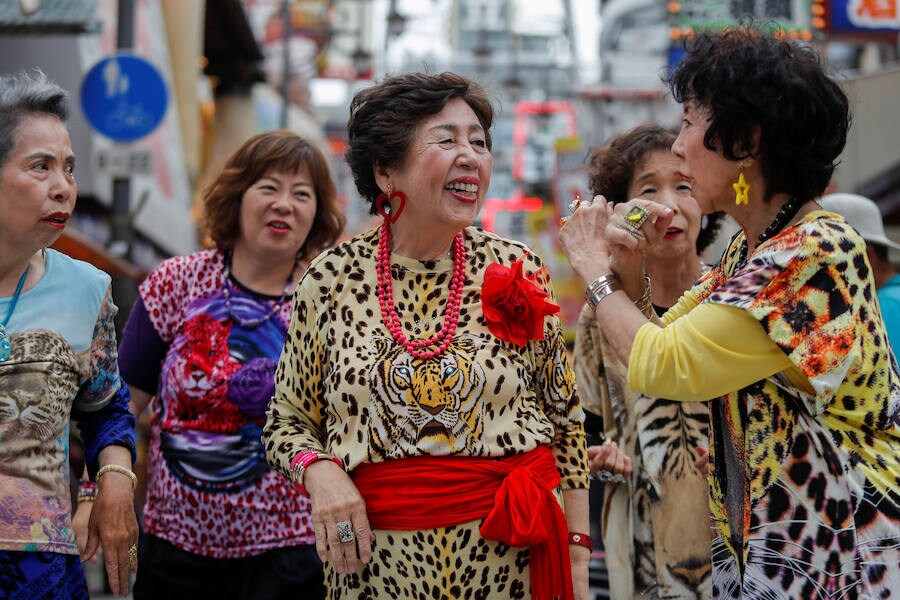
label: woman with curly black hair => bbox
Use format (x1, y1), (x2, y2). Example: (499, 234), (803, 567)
(561, 27), (899, 598)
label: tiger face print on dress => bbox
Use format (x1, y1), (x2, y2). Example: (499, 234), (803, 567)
(366, 334), (487, 459)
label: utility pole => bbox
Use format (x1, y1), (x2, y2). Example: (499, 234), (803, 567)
(110, 0), (136, 331)
(280, 0), (292, 128)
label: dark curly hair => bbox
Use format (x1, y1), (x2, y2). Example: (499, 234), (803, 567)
(200, 130), (344, 262)
(346, 72), (494, 214)
(588, 123), (723, 254)
(666, 26), (850, 204)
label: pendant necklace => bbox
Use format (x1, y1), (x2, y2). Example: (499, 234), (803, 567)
(0, 265), (31, 362)
(221, 254), (295, 329)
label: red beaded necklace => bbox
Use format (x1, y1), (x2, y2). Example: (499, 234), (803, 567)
(376, 222), (466, 360)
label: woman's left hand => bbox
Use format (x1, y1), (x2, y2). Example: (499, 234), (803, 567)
(82, 470), (139, 597)
(587, 439), (632, 479)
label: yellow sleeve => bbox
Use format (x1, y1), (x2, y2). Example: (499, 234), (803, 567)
(627, 302), (798, 401)
(660, 289), (700, 325)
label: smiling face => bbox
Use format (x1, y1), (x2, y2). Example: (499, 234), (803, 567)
(0, 114), (76, 257)
(672, 100), (738, 215)
(235, 165), (317, 266)
(628, 149), (701, 261)
(384, 97), (492, 233)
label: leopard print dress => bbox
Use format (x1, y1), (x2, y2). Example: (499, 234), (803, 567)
(264, 227), (590, 599)
(692, 212), (900, 598)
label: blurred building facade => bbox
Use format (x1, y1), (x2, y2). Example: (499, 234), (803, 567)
(2, 0), (897, 332)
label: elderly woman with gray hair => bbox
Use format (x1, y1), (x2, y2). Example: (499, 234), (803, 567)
(0, 70), (138, 598)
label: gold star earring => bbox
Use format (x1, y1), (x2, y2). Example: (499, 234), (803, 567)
(733, 162), (750, 206)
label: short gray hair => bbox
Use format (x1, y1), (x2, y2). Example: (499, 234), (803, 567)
(0, 69), (69, 167)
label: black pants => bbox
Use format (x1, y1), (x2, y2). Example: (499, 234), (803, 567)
(133, 534), (325, 600)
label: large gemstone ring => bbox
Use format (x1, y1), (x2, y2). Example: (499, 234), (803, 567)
(617, 222), (646, 241)
(592, 469), (627, 483)
(568, 198), (581, 213)
(625, 205), (651, 229)
(336, 520), (355, 543)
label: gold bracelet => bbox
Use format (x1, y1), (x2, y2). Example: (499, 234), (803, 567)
(635, 276), (653, 317)
(96, 464), (137, 489)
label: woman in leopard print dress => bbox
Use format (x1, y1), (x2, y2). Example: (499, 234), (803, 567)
(264, 72), (591, 600)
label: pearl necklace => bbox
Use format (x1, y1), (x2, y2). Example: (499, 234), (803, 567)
(0, 265), (31, 362)
(376, 223), (465, 360)
(221, 254), (295, 329)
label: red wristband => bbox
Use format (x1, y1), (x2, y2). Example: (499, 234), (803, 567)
(568, 531), (593, 552)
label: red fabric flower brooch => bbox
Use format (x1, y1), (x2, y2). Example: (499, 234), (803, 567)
(481, 258), (560, 347)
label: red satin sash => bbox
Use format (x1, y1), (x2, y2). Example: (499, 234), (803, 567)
(352, 445), (573, 600)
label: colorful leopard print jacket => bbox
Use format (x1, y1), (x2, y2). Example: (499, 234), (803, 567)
(696, 211), (900, 599)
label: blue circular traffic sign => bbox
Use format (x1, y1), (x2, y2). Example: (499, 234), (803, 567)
(80, 53), (168, 142)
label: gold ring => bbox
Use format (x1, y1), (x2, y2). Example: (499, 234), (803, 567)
(625, 205), (651, 229)
(567, 199), (581, 213)
(128, 544), (137, 570)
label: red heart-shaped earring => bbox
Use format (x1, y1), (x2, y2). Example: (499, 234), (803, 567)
(375, 190), (407, 224)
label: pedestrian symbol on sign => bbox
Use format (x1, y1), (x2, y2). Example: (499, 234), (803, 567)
(80, 53), (168, 143)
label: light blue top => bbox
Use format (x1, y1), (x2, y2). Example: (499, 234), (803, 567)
(1, 248), (110, 351)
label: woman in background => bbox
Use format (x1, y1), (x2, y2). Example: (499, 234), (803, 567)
(574, 124), (719, 599)
(115, 130), (344, 599)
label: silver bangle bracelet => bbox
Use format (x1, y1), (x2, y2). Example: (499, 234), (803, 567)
(585, 274), (623, 310)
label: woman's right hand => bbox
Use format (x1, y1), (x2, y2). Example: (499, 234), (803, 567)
(694, 447), (710, 477)
(587, 439), (632, 479)
(305, 460), (375, 575)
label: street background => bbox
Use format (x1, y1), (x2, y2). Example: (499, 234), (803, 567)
(1, 1), (898, 598)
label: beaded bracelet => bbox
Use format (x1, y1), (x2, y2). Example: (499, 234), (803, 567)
(96, 464), (137, 489)
(77, 480), (98, 504)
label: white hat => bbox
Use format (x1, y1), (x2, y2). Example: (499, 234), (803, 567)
(819, 193), (900, 251)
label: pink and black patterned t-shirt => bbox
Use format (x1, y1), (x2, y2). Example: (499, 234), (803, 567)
(120, 249), (314, 558)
